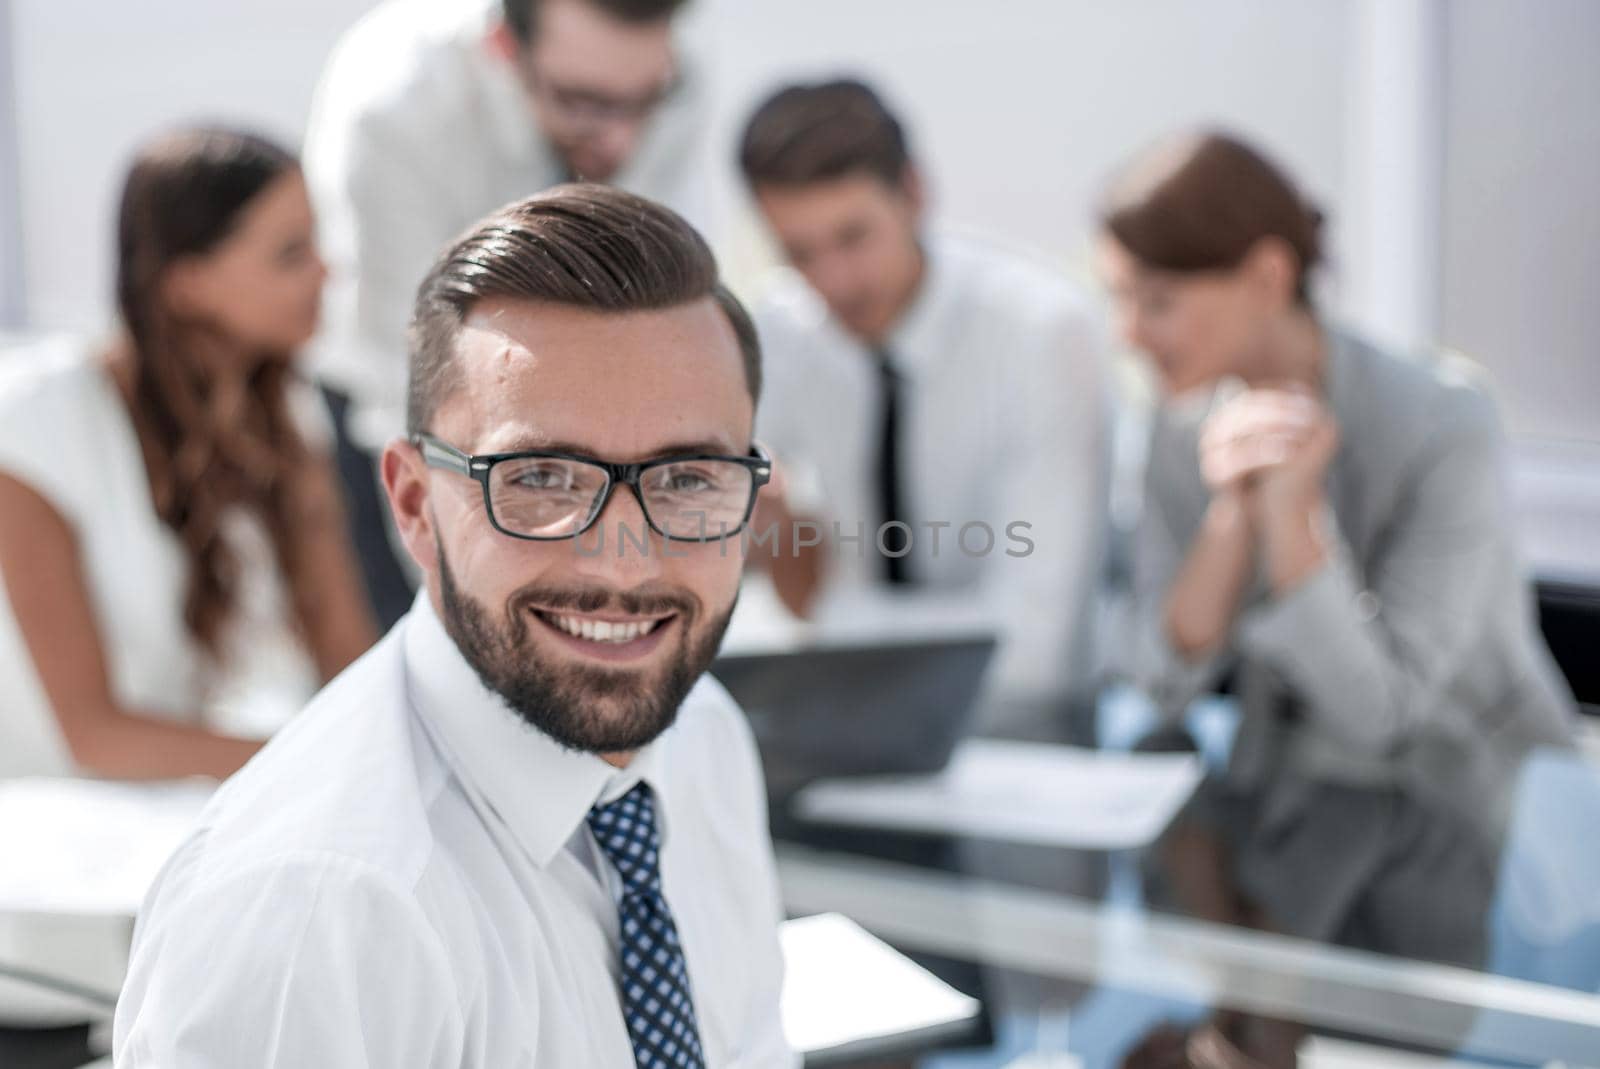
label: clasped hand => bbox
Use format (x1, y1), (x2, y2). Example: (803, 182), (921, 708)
(1199, 386), (1340, 589)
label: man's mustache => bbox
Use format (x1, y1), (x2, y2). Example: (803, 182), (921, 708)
(508, 582), (699, 620)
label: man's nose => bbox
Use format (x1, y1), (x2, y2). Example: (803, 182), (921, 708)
(811, 254), (858, 307)
(570, 480), (667, 582)
(589, 121), (642, 171)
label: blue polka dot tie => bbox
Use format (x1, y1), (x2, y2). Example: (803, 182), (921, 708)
(587, 782), (707, 1069)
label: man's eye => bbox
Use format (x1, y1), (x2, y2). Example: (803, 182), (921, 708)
(668, 473), (712, 492)
(838, 224), (870, 251)
(277, 241), (311, 268)
(1142, 291), (1173, 315)
(652, 467), (717, 494)
(511, 466), (572, 490)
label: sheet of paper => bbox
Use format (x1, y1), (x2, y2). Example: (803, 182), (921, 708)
(793, 740), (1204, 850)
(780, 912), (980, 1057)
(0, 777), (214, 916)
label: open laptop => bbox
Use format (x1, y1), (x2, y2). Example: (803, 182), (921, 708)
(711, 635), (997, 804)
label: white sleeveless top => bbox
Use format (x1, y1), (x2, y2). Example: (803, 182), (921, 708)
(0, 337), (323, 778)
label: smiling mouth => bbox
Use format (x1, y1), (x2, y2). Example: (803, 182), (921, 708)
(530, 607), (678, 649)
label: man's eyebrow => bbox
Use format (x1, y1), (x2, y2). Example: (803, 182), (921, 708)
(485, 436), (745, 460)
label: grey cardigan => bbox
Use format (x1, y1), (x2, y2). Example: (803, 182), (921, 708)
(1133, 327), (1575, 843)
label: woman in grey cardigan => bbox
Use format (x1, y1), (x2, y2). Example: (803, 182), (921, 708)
(1097, 131), (1575, 983)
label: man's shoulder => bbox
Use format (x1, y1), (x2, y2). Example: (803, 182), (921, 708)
(674, 673), (764, 781)
(164, 628), (447, 905)
(750, 266), (834, 341)
(116, 652), (474, 1066)
(680, 670), (747, 732)
(748, 268), (861, 412)
(663, 671), (773, 842)
(312, 0), (498, 138)
(933, 228), (1095, 329)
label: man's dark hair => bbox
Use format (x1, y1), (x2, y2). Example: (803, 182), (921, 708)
(501, 0), (688, 45)
(738, 78), (911, 190)
(407, 183), (761, 435)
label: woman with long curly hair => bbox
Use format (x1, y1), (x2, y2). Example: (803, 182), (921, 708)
(0, 127), (376, 780)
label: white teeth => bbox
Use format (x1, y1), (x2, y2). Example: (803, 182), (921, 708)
(547, 613), (660, 644)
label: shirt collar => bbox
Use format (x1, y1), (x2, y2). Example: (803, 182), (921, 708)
(402, 590), (671, 868)
(878, 231), (953, 378)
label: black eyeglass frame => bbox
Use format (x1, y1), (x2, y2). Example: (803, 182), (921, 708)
(412, 432), (772, 543)
(522, 66), (686, 127)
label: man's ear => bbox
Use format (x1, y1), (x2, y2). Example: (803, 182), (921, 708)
(485, 18), (521, 64)
(381, 440), (439, 575)
(898, 164), (929, 225)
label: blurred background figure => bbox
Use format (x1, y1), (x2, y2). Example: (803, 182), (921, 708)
(736, 78), (1109, 737)
(1101, 129), (1577, 1067)
(302, 0), (711, 626)
(0, 127), (376, 782)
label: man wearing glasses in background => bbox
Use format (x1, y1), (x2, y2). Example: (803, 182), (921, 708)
(114, 186), (794, 1067)
(303, 0), (707, 626)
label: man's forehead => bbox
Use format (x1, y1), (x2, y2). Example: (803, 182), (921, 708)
(454, 296), (738, 374)
(760, 175), (901, 237)
(471, 423), (744, 460)
(438, 297), (752, 457)
(531, 0), (675, 89)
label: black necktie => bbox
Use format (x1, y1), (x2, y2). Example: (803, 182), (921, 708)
(874, 348), (912, 585)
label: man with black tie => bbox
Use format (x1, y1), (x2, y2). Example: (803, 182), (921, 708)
(738, 79), (1109, 731)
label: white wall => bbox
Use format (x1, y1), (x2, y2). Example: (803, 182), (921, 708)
(1438, 0), (1600, 444)
(0, 0), (24, 325)
(699, 0), (1353, 308)
(6, 0), (1596, 451)
(9, 0), (373, 331)
(10, 1), (1356, 332)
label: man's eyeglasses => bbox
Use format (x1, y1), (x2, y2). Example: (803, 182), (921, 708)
(413, 433), (771, 542)
(527, 71), (681, 129)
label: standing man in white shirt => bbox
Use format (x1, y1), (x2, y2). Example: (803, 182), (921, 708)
(738, 79), (1109, 734)
(303, 0), (711, 625)
(115, 186), (794, 1068)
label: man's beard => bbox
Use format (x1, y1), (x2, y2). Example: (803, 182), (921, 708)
(435, 546), (734, 754)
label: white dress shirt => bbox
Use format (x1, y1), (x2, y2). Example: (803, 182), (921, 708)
(114, 593), (794, 1067)
(302, 0), (713, 450)
(748, 229), (1109, 724)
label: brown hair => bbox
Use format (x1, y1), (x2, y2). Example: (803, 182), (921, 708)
(738, 78), (911, 189)
(501, 0), (687, 44)
(407, 183), (760, 435)
(115, 127), (317, 656)
(1099, 130), (1325, 307)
